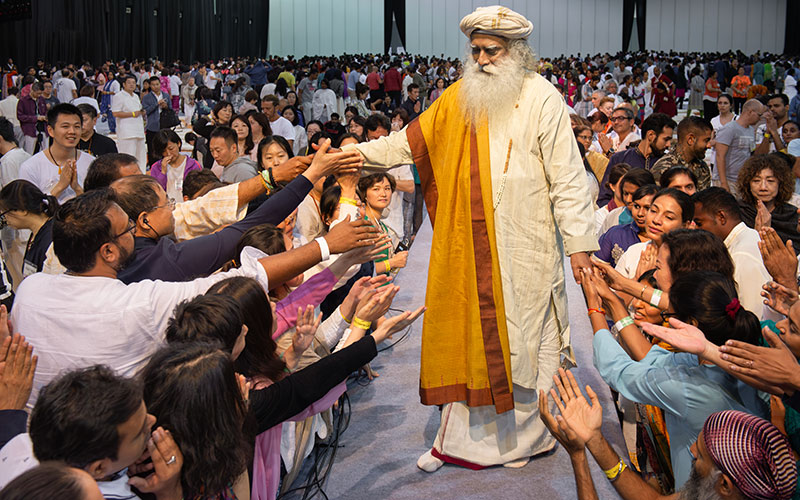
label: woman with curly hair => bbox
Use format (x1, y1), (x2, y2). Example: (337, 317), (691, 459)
(737, 153), (800, 252)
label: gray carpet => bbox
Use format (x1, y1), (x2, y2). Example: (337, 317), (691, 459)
(296, 219), (625, 499)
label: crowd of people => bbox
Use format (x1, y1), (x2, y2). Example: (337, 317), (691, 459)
(0, 30), (798, 500)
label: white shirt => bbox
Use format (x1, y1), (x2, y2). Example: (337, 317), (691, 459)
(18, 150), (93, 203)
(312, 88), (337, 122)
(169, 74), (182, 96)
(55, 77), (77, 103)
(205, 70), (218, 89)
(0, 95), (20, 126)
(615, 240), (651, 279)
(382, 165), (412, 245)
(260, 83), (277, 99)
(0, 147), (30, 187)
(111, 90), (145, 139)
(269, 115), (295, 140)
(10, 247), (269, 410)
(724, 222), (771, 315)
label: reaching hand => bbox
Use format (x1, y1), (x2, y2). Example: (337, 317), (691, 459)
(538, 368), (602, 456)
(591, 257), (628, 291)
(371, 305), (426, 344)
(272, 155), (312, 183)
(641, 318), (712, 358)
(762, 280), (799, 316)
(388, 250), (408, 270)
(579, 268), (602, 311)
(758, 227), (797, 290)
(755, 200), (772, 233)
(550, 369), (603, 447)
(0, 334), (37, 410)
(719, 326), (800, 393)
(0, 304), (12, 343)
(355, 285), (399, 323)
(324, 219), (381, 254)
(292, 305), (321, 355)
(127, 427), (184, 500)
(588, 266), (621, 305)
(304, 138), (363, 181)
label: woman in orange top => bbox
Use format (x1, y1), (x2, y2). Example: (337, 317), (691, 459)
(731, 66), (751, 114)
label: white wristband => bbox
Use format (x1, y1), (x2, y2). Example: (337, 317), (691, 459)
(315, 236), (331, 261)
(649, 289), (663, 307)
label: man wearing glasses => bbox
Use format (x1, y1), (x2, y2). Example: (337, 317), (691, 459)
(606, 106), (640, 154)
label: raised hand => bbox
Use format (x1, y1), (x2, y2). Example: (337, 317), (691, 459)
(324, 219), (381, 254)
(304, 138), (363, 181)
(591, 256), (628, 291)
(635, 243), (657, 280)
(292, 305), (321, 355)
(127, 427), (184, 500)
(0, 333), (37, 410)
(641, 318), (712, 358)
(272, 155), (312, 183)
(579, 268), (602, 311)
(550, 368), (603, 447)
(762, 280), (799, 316)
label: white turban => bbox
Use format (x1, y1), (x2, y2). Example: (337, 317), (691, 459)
(459, 5), (533, 40)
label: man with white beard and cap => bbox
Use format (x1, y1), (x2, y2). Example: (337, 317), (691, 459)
(343, 5), (597, 471)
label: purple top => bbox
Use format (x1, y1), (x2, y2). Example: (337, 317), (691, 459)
(148, 156), (202, 190)
(16, 95), (46, 137)
(596, 221), (642, 267)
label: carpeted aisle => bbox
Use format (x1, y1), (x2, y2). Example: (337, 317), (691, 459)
(306, 219), (625, 499)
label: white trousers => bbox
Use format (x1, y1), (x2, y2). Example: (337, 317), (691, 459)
(21, 135), (37, 155)
(117, 137), (147, 173)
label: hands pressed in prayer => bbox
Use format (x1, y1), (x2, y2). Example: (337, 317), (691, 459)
(758, 227), (798, 290)
(0, 333), (37, 411)
(755, 200), (772, 233)
(634, 243), (657, 281)
(538, 368), (603, 455)
(127, 427), (184, 500)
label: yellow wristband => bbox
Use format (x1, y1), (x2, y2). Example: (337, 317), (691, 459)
(132, 111), (136, 118)
(385, 260), (391, 273)
(603, 459), (627, 481)
(340, 197), (358, 206)
(352, 316), (372, 330)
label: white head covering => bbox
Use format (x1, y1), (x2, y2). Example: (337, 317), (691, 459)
(459, 5), (533, 40)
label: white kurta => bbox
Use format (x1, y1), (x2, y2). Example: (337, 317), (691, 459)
(346, 72), (598, 465)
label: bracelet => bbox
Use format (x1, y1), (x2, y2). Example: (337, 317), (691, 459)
(132, 111), (136, 118)
(614, 315), (635, 331)
(764, 132), (772, 139)
(649, 289), (663, 307)
(341, 310), (352, 324)
(260, 170), (274, 192)
(352, 316), (372, 330)
(315, 236), (331, 261)
(259, 172), (272, 193)
(385, 260), (391, 273)
(268, 166), (277, 186)
(604, 459), (627, 482)
(587, 307), (606, 316)
(640, 284), (648, 299)
(340, 196), (359, 206)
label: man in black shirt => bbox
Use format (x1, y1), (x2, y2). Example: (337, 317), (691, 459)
(76, 103), (117, 158)
(400, 83), (422, 120)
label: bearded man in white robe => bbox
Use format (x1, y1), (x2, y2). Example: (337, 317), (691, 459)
(343, 5), (598, 470)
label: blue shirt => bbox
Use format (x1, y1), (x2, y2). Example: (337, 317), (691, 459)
(596, 221), (640, 266)
(593, 329), (768, 488)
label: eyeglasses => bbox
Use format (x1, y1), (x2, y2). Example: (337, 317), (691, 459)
(112, 219), (136, 240)
(660, 310), (679, 324)
(610, 116), (630, 122)
(150, 198), (176, 212)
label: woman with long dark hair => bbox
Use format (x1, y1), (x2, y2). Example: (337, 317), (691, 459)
(230, 114), (255, 161)
(0, 180), (59, 279)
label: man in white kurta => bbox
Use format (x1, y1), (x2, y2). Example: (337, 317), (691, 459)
(344, 6), (598, 470)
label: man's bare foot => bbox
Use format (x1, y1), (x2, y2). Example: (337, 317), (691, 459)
(416, 449), (444, 472)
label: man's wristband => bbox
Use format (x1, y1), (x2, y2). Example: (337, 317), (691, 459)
(340, 196), (358, 206)
(604, 458), (627, 482)
(132, 111), (136, 118)
(260, 170), (274, 192)
(315, 237), (331, 261)
(614, 316), (635, 331)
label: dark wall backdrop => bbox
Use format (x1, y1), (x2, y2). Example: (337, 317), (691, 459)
(0, 0), (269, 68)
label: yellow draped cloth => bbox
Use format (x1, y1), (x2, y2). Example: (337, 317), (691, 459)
(406, 80), (514, 413)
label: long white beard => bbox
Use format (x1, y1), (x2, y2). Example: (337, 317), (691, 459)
(458, 51), (527, 126)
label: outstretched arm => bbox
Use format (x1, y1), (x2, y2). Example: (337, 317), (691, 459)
(342, 128), (414, 169)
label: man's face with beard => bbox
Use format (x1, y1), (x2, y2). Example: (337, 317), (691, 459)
(469, 34), (509, 71)
(648, 127), (674, 157)
(107, 204), (136, 272)
(680, 433), (730, 500)
(688, 129), (712, 161)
